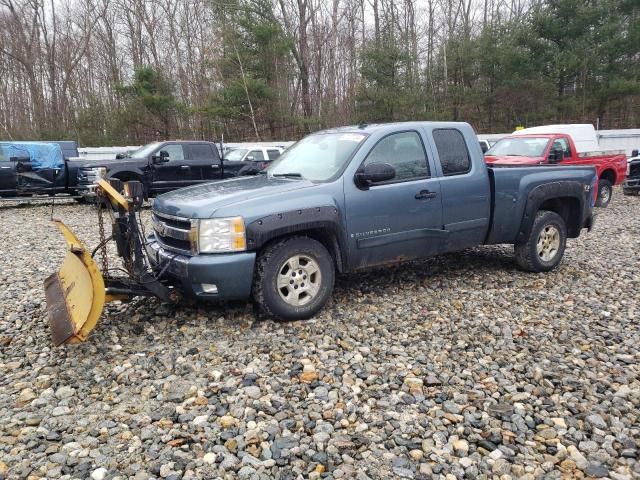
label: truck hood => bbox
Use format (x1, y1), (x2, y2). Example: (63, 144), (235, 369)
(485, 155), (543, 165)
(153, 174), (320, 218)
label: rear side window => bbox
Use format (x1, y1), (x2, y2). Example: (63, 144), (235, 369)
(189, 144), (218, 163)
(267, 149), (281, 160)
(433, 129), (471, 176)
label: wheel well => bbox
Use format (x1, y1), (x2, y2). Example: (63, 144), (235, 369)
(600, 169), (616, 184)
(539, 197), (581, 238)
(260, 228), (344, 272)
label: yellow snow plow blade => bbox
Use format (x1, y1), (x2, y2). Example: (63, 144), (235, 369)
(44, 220), (106, 346)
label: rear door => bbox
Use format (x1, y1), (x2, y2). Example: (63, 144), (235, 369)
(345, 130), (444, 268)
(187, 143), (222, 181)
(428, 127), (491, 251)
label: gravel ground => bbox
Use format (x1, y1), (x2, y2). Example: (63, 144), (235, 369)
(0, 188), (638, 480)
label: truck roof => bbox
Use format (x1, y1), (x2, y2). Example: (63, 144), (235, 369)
(316, 121), (473, 135)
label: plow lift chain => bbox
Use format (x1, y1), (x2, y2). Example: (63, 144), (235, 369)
(96, 188), (110, 276)
(44, 178), (182, 346)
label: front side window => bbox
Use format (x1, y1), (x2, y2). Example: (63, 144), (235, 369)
(248, 150), (266, 161)
(160, 144), (185, 161)
(433, 129), (471, 176)
(362, 131), (429, 183)
(552, 138), (571, 157)
(268, 132), (367, 182)
(225, 149), (248, 161)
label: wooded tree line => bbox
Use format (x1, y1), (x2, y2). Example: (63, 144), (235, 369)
(0, 0), (638, 145)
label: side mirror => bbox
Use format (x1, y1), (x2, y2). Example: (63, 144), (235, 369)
(632, 149), (639, 157)
(115, 153), (125, 159)
(355, 163), (396, 188)
(246, 155), (254, 162)
(548, 148), (564, 164)
(152, 150), (170, 164)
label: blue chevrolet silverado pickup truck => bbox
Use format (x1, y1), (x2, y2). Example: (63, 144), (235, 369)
(142, 121), (597, 321)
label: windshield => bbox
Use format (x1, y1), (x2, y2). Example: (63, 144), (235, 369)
(267, 132), (367, 181)
(128, 142), (162, 159)
(487, 137), (549, 157)
(225, 149), (248, 161)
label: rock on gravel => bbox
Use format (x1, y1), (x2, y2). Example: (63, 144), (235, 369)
(0, 191), (639, 479)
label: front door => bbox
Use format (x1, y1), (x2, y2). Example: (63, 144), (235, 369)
(345, 130), (444, 269)
(152, 144), (194, 191)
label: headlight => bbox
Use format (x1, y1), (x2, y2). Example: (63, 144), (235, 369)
(197, 217), (246, 253)
(81, 167), (107, 182)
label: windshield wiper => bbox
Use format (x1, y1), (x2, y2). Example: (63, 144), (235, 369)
(273, 172), (303, 178)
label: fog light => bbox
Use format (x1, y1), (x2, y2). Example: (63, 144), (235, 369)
(201, 284), (218, 294)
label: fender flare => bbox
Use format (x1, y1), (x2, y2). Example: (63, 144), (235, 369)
(516, 181), (586, 243)
(246, 206), (347, 269)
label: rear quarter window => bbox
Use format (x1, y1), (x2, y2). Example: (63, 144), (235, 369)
(433, 129), (471, 176)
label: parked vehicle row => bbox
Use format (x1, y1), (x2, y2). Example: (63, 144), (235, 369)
(485, 124), (627, 208)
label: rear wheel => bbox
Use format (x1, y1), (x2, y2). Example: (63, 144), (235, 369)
(515, 210), (567, 272)
(595, 179), (613, 207)
(253, 236), (335, 320)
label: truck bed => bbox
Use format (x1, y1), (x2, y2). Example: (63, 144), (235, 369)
(486, 164), (597, 245)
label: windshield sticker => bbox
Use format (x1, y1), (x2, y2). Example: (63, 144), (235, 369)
(339, 134), (365, 142)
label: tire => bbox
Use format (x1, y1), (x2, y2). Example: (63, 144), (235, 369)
(253, 236), (335, 321)
(514, 210), (567, 273)
(595, 179), (613, 207)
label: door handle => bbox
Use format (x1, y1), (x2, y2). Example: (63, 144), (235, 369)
(415, 190), (437, 200)
(180, 165), (191, 170)
(211, 165), (220, 169)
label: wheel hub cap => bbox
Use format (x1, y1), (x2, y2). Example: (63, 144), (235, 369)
(277, 255), (321, 306)
(601, 186), (611, 203)
(537, 225), (560, 262)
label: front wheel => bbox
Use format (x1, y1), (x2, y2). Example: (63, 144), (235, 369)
(514, 210), (567, 272)
(595, 179), (613, 207)
(253, 236), (335, 320)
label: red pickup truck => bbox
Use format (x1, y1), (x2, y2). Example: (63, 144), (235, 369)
(485, 133), (627, 207)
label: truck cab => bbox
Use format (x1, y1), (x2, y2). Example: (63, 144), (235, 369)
(485, 126), (627, 207)
(77, 140), (223, 198)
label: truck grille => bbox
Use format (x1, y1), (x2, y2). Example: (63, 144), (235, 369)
(152, 211), (194, 255)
